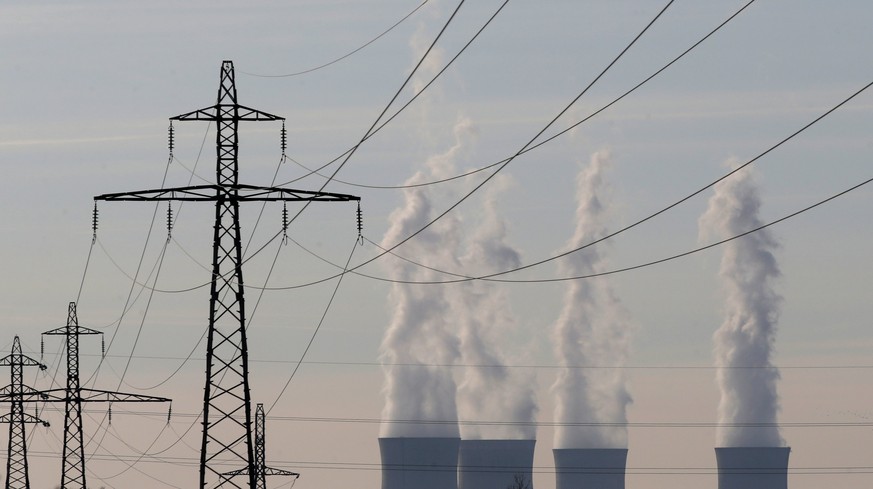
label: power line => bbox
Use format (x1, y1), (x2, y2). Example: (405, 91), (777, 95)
(241, 0), (431, 78)
(281, 0), (757, 192)
(266, 239), (360, 415)
(276, 0), (511, 189)
(360, 171), (873, 285)
(37, 352), (873, 371)
(73, 409), (873, 430)
(254, 76), (873, 290)
(276, 0), (676, 285)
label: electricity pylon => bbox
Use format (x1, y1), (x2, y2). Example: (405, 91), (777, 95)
(40, 302), (171, 489)
(0, 336), (49, 489)
(95, 60), (359, 489)
(222, 403), (299, 489)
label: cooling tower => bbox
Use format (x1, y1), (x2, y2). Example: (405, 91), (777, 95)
(458, 439), (536, 489)
(715, 447), (790, 489)
(553, 448), (628, 489)
(379, 437), (461, 489)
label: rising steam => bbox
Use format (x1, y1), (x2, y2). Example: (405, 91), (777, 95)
(378, 119), (475, 438)
(552, 149), (632, 449)
(454, 175), (538, 440)
(700, 162), (784, 447)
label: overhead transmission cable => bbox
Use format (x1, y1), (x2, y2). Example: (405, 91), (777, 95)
(276, 0), (511, 188)
(286, 0), (759, 191)
(42, 351), (873, 371)
(285, 0), (470, 231)
(241, 0), (431, 78)
(248, 0), (678, 292)
(265, 239), (360, 415)
(259, 75), (873, 289)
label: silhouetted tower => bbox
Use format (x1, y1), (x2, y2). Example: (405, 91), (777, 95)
(0, 336), (48, 489)
(94, 60), (359, 489)
(41, 302), (171, 489)
(222, 403), (299, 489)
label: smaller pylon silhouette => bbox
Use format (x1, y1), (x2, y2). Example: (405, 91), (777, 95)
(40, 302), (171, 489)
(222, 403), (300, 489)
(0, 336), (49, 489)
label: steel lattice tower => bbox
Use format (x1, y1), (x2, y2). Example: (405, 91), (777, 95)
(41, 302), (171, 489)
(222, 403), (299, 489)
(0, 336), (48, 489)
(95, 60), (359, 489)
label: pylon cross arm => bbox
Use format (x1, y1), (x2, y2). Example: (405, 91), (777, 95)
(43, 325), (101, 336)
(263, 467), (300, 477)
(0, 411), (49, 426)
(221, 467), (299, 478)
(79, 388), (171, 403)
(170, 104), (284, 122)
(95, 184), (360, 203)
(0, 356), (44, 368)
(0, 385), (44, 398)
(38, 387), (170, 403)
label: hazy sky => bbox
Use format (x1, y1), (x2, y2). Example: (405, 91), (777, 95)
(3, 1), (873, 488)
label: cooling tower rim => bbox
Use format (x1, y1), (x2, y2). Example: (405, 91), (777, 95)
(715, 446), (791, 451)
(378, 436), (462, 440)
(552, 447), (629, 452)
(460, 438), (537, 442)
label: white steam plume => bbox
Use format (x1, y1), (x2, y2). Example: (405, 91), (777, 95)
(552, 149), (633, 449)
(454, 175), (538, 440)
(699, 162), (784, 447)
(379, 118), (475, 438)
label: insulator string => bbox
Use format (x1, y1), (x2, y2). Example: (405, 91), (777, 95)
(280, 122), (287, 158)
(282, 202), (289, 246)
(356, 202), (364, 245)
(166, 203), (174, 242)
(92, 203), (99, 244)
(168, 121), (175, 158)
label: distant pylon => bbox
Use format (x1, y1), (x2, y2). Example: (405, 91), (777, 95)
(0, 336), (49, 489)
(40, 302), (171, 489)
(222, 403), (299, 489)
(95, 60), (359, 489)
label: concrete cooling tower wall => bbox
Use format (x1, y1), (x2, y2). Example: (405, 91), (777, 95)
(716, 447), (790, 489)
(457, 439), (536, 489)
(379, 437), (460, 489)
(553, 448), (628, 489)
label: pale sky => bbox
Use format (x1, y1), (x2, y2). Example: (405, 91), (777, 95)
(2, 1), (873, 488)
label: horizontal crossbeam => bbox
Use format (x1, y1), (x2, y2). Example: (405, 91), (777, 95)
(222, 466), (300, 477)
(95, 184), (360, 203)
(0, 412), (49, 426)
(38, 388), (170, 403)
(171, 104), (284, 122)
(43, 325), (101, 336)
(0, 385), (42, 398)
